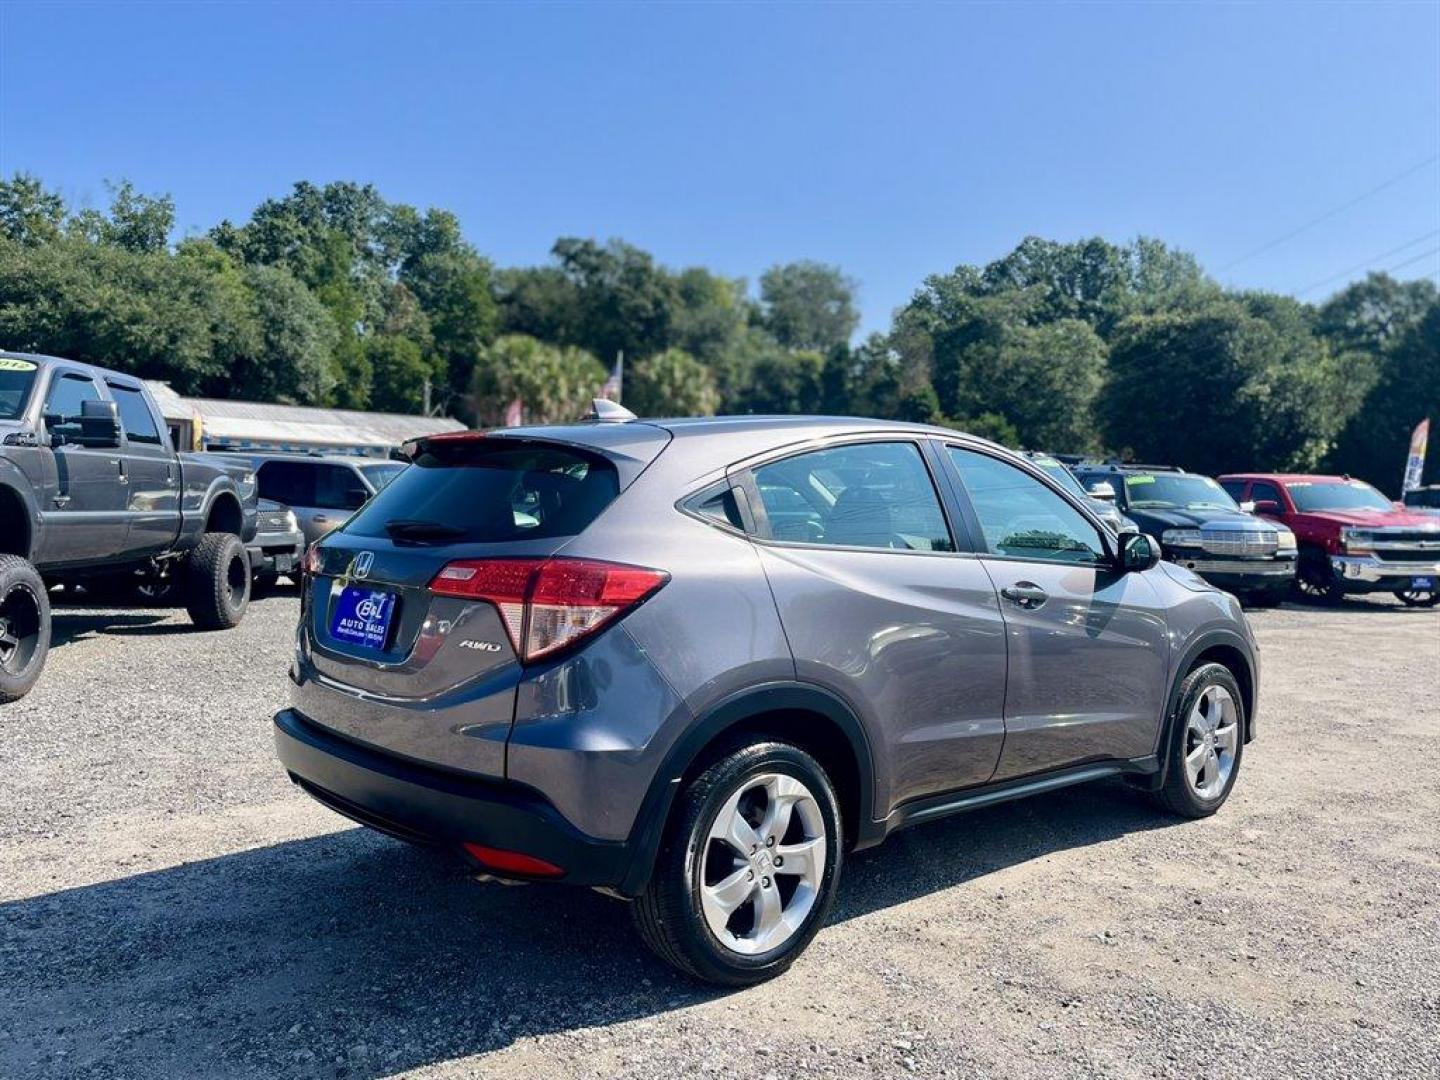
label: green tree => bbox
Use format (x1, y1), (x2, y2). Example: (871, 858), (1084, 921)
(1327, 297), (1440, 493)
(740, 347), (826, 414)
(470, 334), (607, 426)
(626, 347), (719, 417)
(758, 260), (859, 352)
(0, 173), (66, 246)
(1100, 297), (1373, 475)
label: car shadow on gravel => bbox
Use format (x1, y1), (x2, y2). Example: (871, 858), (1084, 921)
(0, 778), (1171, 1078)
(46, 610), (177, 648)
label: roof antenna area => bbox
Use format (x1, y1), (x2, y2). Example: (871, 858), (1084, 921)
(588, 398), (637, 423)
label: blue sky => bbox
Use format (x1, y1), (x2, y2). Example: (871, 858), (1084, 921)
(2, 1), (1437, 335)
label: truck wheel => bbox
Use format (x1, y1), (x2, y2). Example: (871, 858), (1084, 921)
(184, 534), (250, 630)
(632, 740), (843, 986)
(0, 555), (50, 703)
(1394, 588), (1438, 608)
(1294, 553), (1344, 605)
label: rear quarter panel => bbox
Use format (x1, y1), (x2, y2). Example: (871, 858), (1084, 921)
(505, 453), (795, 842)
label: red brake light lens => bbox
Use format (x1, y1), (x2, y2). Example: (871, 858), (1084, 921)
(429, 557), (668, 662)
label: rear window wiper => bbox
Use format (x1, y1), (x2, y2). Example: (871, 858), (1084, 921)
(383, 519), (467, 542)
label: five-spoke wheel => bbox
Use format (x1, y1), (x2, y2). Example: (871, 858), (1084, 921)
(699, 772), (828, 956)
(633, 740), (842, 986)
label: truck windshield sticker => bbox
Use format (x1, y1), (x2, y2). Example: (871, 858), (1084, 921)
(0, 357), (38, 372)
(1126, 475), (1156, 486)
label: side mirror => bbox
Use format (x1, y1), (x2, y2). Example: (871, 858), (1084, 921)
(1251, 499), (1281, 516)
(1118, 531), (1162, 573)
(1085, 479), (1117, 502)
(344, 488), (369, 511)
(76, 399), (122, 448)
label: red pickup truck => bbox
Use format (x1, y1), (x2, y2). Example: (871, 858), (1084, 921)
(1218, 473), (1440, 607)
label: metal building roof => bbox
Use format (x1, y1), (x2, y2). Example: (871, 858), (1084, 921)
(144, 382), (466, 450)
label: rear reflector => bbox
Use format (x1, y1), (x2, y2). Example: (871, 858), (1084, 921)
(461, 842), (565, 878)
(429, 557), (668, 662)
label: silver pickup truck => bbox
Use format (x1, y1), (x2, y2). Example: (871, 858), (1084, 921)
(0, 351), (259, 701)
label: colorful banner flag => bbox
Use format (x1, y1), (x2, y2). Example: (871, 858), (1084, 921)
(503, 397), (523, 428)
(600, 350), (624, 403)
(1402, 418), (1429, 494)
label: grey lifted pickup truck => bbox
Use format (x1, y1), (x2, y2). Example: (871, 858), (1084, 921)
(0, 351), (259, 702)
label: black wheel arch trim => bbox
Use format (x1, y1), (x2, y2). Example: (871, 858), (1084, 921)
(1152, 627), (1257, 789)
(617, 681), (877, 897)
(0, 475), (40, 561)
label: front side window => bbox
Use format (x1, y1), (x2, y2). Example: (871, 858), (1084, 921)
(109, 385), (162, 445)
(360, 462), (406, 492)
(1286, 480), (1393, 513)
(1249, 481), (1284, 508)
(43, 373), (101, 422)
(315, 465), (372, 511)
(950, 447), (1107, 565)
(751, 441), (953, 552)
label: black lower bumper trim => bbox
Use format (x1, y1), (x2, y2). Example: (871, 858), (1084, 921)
(274, 709), (631, 888)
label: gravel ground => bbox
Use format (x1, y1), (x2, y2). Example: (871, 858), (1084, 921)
(1, 587), (1437, 1079)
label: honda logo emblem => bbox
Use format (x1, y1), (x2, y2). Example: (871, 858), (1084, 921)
(352, 552), (374, 580)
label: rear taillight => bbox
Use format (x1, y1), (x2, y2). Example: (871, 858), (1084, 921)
(429, 557), (668, 662)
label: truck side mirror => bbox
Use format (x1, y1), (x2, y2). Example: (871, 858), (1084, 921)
(77, 399), (122, 449)
(1085, 479), (1117, 502)
(1251, 499), (1281, 516)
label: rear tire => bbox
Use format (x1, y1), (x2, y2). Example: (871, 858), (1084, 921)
(632, 741), (842, 986)
(1155, 663), (1245, 819)
(0, 555), (50, 703)
(184, 533), (250, 630)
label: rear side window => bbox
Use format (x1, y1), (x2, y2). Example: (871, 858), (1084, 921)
(257, 461), (314, 506)
(750, 441), (954, 552)
(346, 441), (620, 542)
(109, 384), (162, 445)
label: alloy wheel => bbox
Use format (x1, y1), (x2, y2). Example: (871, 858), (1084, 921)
(699, 772), (828, 956)
(1183, 685), (1239, 800)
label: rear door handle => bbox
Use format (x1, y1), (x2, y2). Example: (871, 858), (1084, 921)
(1001, 582), (1049, 609)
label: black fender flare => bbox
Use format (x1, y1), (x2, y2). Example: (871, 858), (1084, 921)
(617, 681), (877, 897)
(1151, 627), (1257, 788)
(0, 471), (41, 561)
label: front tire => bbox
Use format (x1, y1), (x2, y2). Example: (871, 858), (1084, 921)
(632, 741), (842, 986)
(184, 533), (250, 630)
(1294, 551), (1345, 604)
(0, 555), (50, 703)
(1155, 663), (1245, 819)
(1394, 588), (1439, 608)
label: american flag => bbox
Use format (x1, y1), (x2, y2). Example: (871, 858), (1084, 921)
(600, 351), (624, 402)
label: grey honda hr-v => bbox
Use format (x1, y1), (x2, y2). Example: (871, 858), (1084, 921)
(274, 411), (1258, 985)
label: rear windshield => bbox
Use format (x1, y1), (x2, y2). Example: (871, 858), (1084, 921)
(345, 441), (620, 543)
(0, 357), (39, 420)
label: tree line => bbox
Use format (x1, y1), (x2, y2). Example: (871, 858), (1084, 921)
(0, 175), (1434, 492)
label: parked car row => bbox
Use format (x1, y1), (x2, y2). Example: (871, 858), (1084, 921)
(1023, 456), (1438, 611)
(0, 351), (409, 702)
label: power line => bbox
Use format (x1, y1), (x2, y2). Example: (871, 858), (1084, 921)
(1217, 155), (1439, 273)
(1295, 229), (1440, 296)
(1383, 246), (1440, 274)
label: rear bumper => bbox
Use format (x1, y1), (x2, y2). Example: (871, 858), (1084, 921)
(273, 708), (632, 888)
(1328, 555), (1440, 591)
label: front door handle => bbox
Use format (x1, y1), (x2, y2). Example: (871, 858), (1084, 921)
(1001, 582), (1049, 609)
